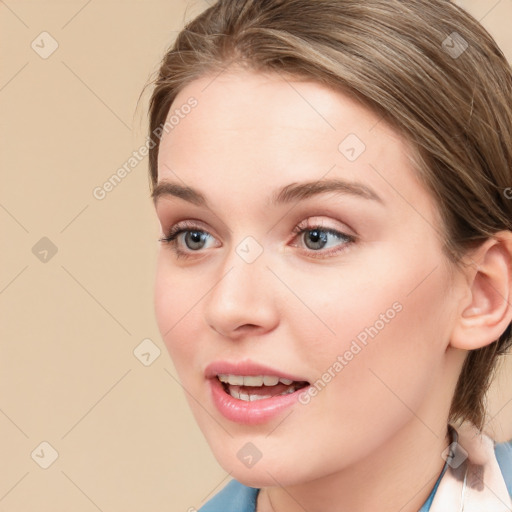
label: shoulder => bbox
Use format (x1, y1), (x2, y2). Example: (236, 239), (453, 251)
(495, 440), (512, 497)
(198, 479), (260, 512)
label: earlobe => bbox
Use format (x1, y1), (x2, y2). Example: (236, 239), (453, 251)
(450, 231), (512, 351)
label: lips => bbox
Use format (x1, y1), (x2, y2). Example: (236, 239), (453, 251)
(205, 360), (311, 424)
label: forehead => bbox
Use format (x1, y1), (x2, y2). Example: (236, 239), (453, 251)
(156, 69), (426, 214)
(159, 69), (397, 155)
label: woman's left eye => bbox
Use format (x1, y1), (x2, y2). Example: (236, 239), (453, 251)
(158, 220), (356, 259)
(290, 222), (355, 257)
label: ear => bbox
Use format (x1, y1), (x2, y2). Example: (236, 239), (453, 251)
(450, 231), (512, 350)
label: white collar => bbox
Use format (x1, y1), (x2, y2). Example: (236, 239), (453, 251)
(430, 421), (512, 512)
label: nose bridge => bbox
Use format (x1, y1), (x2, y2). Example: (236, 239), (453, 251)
(203, 234), (278, 336)
(215, 233), (268, 300)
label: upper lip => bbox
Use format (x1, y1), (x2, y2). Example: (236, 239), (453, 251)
(205, 359), (309, 383)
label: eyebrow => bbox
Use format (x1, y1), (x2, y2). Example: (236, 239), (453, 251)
(151, 177), (383, 207)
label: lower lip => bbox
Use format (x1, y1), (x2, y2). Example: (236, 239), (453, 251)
(209, 377), (309, 425)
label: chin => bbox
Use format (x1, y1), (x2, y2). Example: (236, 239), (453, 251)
(210, 442), (314, 488)
(228, 466), (297, 488)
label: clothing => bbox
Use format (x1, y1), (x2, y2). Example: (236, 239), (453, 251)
(198, 422), (512, 512)
(429, 421), (512, 512)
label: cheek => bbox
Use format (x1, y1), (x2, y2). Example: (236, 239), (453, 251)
(153, 257), (202, 369)
(280, 267), (453, 474)
(292, 247), (453, 408)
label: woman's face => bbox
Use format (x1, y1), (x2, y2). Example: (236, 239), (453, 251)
(153, 69), (464, 486)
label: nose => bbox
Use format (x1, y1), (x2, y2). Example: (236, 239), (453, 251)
(203, 249), (280, 339)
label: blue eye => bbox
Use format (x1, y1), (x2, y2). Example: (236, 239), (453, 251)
(159, 222), (217, 258)
(300, 228), (349, 250)
(178, 230), (210, 251)
(291, 223), (355, 258)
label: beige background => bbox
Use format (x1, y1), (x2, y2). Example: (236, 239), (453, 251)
(1, 1), (511, 510)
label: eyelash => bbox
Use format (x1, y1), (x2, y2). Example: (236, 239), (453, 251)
(158, 219), (356, 260)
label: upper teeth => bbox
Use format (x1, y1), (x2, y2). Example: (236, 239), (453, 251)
(217, 374), (294, 386)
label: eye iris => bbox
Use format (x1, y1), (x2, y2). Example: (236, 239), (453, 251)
(185, 230), (207, 250)
(304, 229), (328, 250)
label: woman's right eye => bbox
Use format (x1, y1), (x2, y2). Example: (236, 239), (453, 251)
(159, 224), (218, 259)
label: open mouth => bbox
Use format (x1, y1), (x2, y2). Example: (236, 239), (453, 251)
(217, 374), (310, 402)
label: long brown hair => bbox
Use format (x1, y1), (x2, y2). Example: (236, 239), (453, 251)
(145, 0), (512, 432)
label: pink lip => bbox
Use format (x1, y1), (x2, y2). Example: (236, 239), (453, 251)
(205, 359), (310, 425)
(204, 359), (308, 382)
(208, 376), (309, 425)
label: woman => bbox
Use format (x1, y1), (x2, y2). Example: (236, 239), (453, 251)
(145, 0), (512, 510)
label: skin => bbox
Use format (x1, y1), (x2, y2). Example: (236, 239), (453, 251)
(152, 68), (505, 511)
